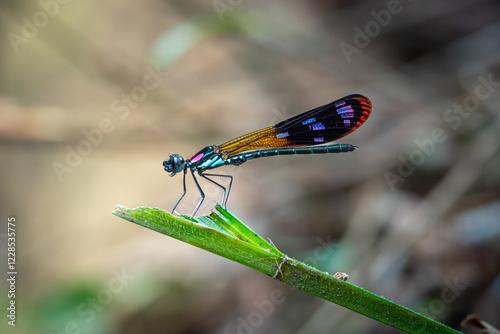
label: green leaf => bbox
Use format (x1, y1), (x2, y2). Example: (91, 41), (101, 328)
(113, 205), (461, 334)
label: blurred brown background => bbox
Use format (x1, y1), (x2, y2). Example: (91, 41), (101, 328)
(1, 0), (500, 333)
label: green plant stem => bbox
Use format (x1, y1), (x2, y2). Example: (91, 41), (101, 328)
(113, 205), (461, 334)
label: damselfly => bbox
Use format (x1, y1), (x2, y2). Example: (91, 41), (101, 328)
(163, 94), (371, 216)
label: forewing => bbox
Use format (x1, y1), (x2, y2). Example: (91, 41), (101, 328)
(273, 94), (371, 145)
(220, 94), (371, 155)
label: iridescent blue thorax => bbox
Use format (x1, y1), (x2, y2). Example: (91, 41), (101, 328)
(187, 145), (228, 172)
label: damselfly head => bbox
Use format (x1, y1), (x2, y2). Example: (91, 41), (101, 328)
(163, 154), (185, 176)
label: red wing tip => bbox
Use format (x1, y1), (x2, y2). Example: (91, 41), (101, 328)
(349, 94), (372, 108)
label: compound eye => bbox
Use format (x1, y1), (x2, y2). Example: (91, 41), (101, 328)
(170, 154), (185, 173)
(163, 154), (185, 174)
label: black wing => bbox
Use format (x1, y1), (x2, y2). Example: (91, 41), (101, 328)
(273, 94), (371, 146)
(220, 94), (371, 155)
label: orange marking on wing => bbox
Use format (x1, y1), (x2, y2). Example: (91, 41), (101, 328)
(219, 126), (291, 155)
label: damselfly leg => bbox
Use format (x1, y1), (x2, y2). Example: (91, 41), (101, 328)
(200, 173), (233, 209)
